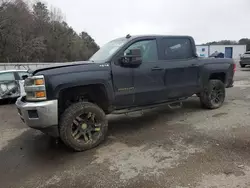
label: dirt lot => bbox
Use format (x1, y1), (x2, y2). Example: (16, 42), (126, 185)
(1, 65), (250, 188)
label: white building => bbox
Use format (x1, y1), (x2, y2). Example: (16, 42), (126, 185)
(196, 45), (246, 59)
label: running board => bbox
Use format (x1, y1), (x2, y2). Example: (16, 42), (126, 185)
(168, 102), (183, 109)
(112, 98), (187, 115)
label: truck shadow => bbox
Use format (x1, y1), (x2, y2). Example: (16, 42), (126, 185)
(107, 97), (203, 136)
(0, 98), (17, 105)
(0, 98), (203, 159)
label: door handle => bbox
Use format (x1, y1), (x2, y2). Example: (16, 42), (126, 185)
(151, 67), (164, 71)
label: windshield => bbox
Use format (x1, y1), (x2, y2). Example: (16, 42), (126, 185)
(89, 38), (127, 62)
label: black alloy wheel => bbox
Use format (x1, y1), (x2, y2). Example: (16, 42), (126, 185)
(200, 79), (225, 109)
(59, 102), (108, 151)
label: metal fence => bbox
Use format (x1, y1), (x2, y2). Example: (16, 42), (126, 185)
(0, 62), (60, 71)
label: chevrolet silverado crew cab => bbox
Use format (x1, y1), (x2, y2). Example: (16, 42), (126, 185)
(16, 35), (235, 151)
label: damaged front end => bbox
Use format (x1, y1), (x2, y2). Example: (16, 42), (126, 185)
(0, 80), (20, 100)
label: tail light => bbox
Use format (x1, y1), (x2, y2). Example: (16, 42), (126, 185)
(233, 63), (236, 72)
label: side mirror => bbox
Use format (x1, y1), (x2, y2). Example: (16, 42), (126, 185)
(120, 48), (142, 67)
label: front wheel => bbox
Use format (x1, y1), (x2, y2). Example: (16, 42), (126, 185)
(200, 79), (225, 109)
(59, 102), (108, 152)
(240, 64), (246, 68)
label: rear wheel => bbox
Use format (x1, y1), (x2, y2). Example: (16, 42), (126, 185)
(59, 102), (108, 152)
(240, 64), (246, 68)
(200, 79), (225, 109)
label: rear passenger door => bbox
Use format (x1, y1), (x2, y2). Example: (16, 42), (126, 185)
(158, 37), (200, 99)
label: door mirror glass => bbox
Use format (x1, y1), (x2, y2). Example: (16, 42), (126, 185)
(120, 48), (142, 66)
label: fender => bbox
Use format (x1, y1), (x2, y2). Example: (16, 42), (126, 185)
(45, 70), (114, 103)
(200, 60), (232, 87)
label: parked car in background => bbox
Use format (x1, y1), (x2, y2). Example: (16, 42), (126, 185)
(0, 70), (30, 101)
(239, 51), (250, 68)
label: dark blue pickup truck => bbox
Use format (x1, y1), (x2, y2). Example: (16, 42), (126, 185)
(16, 35), (235, 151)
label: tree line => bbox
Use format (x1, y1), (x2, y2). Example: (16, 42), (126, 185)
(0, 0), (99, 62)
(203, 39), (250, 51)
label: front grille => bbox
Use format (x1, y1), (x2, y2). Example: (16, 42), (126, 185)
(24, 79), (32, 86)
(26, 91), (35, 98)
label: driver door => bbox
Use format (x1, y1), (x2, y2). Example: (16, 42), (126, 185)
(126, 39), (166, 106)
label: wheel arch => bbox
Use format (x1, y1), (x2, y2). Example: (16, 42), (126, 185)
(209, 72), (226, 83)
(57, 83), (112, 115)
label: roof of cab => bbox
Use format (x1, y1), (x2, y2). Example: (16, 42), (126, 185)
(115, 34), (193, 41)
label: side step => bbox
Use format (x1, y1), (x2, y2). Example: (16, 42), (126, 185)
(168, 102), (183, 109)
(112, 98), (186, 115)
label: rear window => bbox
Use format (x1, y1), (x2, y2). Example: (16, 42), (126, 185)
(159, 38), (194, 60)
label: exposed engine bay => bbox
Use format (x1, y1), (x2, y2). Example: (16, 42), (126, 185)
(0, 80), (21, 99)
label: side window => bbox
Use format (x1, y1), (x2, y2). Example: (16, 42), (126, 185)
(160, 38), (193, 60)
(124, 40), (158, 62)
(0, 72), (15, 81)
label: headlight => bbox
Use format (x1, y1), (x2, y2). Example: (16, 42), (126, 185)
(24, 75), (47, 101)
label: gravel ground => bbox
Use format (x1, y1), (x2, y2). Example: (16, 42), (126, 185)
(1, 65), (250, 188)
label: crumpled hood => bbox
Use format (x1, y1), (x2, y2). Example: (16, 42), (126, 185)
(0, 80), (20, 99)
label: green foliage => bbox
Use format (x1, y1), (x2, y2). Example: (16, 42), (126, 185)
(239, 38), (250, 51)
(204, 40), (238, 45)
(0, 0), (99, 62)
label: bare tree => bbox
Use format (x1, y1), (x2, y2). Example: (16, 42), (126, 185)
(0, 0), (99, 62)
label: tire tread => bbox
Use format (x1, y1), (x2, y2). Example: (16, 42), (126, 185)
(59, 102), (108, 152)
(200, 79), (225, 109)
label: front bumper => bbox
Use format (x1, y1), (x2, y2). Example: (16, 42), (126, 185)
(16, 97), (58, 131)
(240, 60), (250, 65)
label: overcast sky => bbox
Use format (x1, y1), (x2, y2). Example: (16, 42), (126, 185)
(46, 0), (250, 46)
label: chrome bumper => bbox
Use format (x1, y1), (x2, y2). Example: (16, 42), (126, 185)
(16, 97), (58, 129)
